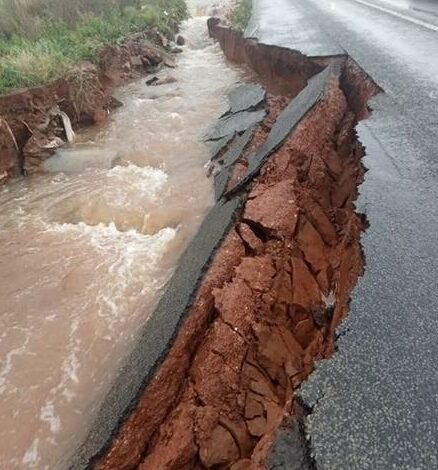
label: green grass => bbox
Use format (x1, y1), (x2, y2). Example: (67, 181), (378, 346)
(0, 0), (188, 94)
(231, 0), (252, 32)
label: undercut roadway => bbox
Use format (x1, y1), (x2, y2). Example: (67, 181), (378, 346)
(247, 0), (438, 468)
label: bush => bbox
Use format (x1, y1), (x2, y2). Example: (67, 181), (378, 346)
(231, 0), (252, 32)
(0, 0), (188, 93)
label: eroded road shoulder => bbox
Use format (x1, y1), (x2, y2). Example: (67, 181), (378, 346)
(71, 19), (383, 469)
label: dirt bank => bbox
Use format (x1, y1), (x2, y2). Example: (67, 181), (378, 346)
(0, 30), (178, 180)
(91, 21), (380, 470)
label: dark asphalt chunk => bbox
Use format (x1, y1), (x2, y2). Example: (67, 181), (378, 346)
(207, 133), (235, 160)
(226, 65), (335, 197)
(222, 125), (258, 168)
(227, 83), (266, 114)
(203, 109), (266, 141)
(214, 125), (258, 200)
(214, 169), (230, 202)
(69, 196), (243, 469)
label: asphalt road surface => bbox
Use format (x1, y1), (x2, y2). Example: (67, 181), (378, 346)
(248, 0), (438, 468)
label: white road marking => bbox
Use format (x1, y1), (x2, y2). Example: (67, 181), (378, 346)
(350, 0), (438, 32)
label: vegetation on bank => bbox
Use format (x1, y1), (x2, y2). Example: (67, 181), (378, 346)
(0, 0), (188, 94)
(231, 0), (252, 32)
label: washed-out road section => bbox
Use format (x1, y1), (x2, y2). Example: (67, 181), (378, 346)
(247, 0), (438, 468)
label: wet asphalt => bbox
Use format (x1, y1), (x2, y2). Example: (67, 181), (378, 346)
(247, 0), (438, 468)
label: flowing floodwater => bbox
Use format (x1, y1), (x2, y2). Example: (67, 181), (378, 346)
(0, 3), (245, 468)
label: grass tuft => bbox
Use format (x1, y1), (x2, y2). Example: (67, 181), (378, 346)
(231, 0), (252, 32)
(0, 0), (188, 94)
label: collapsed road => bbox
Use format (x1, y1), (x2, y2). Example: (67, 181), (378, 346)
(68, 0), (438, 469)
(1, 0), (437, 468)
(246, 0), (438, 468)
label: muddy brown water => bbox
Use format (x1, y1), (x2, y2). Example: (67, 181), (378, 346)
(0, 3), (247, 468)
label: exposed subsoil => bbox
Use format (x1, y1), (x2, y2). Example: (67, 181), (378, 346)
(93, 20), (380, 470)
(0, 29), (177, 179)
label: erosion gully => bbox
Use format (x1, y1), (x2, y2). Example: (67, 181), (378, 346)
(0, 2), (381, 470)
(0, 3), (247, 468)
(94, 22), (380, 470)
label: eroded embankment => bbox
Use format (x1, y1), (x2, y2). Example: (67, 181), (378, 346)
(0, 30), (177, 181)
(89, 21), (380, 470)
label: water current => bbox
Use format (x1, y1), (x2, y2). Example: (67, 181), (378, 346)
(0, 1), (246, 467)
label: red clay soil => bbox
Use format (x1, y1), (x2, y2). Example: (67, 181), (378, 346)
(207, 17), (322, 98)
(95, 36), (380, 467)
(0, 32), (171, 178)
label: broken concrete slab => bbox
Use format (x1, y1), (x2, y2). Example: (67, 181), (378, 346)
(203, 109), (266, 141)
(226, 65), (336, 197)
(227, 83), (266, 115)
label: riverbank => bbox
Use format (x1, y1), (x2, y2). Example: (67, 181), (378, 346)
(0, 0), (187, 93)
(0, 0), (187, 183)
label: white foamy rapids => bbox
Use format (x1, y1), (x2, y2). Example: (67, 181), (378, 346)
(106, 164), (168, 192)
(47, 220), (176, 253)
(102, 164), (169, 206)
(46, 221), (177, 321)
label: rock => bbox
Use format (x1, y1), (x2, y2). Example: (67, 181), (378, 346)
(169, 43), (183, 54)
(291, 257), (322, 311)
(140, 400), (197, 470)
(293, 318), (316, 349)
(176, 35), (186, 46)
(201, 425), (239, 466)
(195, 407), (239, 468)
(238, 223), (264, 254)
(264, 401), (283, 431)
(245, 393), (264, 419)
(108, 96), (123, 110)
(143, 46), (162, 66)
(146, 76), (177, 86)
(163, 57), (176, 68)
(247, 416), (267, 437)
(231, 460), (253, 470)
(146, 76), (159, 86)
(297, 216), (330, 292)
(235, 256), (276, 292)
(23, 130), (65, 170)
(244, 180), (299, 238)
(141, 56), (152, 69)
(212, 277), (255, 339)
(304, 200), (338, 246)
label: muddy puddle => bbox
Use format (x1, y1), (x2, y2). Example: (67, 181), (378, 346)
(0, 2), (248, 468)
